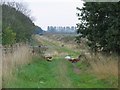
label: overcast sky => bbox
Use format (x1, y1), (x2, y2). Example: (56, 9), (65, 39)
(10, 0), (84, 30)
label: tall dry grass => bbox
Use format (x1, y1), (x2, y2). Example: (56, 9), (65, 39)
(86, 53), (118, 79)
(77, 38), (118, 87)
(2, 44), (32, 81)
(84, 53), (119, 87)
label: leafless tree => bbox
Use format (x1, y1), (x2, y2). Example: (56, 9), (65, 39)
(1, 0), (34, 21)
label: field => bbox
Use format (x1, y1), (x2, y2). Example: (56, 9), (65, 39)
(3, 34), (118, 88)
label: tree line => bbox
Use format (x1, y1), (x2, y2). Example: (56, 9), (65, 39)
(2, 2), (36, 45)
(76, 2), (120, 54)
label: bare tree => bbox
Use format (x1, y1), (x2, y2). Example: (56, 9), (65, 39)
(2, 1), (33, 20)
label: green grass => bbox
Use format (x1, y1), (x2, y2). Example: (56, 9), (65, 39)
(4, 57), (59, 88)
(3, 35), (115, 88)
(4, 56), (111, 88)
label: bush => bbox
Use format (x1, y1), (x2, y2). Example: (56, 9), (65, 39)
(2, 27), (16, 45)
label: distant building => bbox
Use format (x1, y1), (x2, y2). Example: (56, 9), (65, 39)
(47, 26), (77, 34)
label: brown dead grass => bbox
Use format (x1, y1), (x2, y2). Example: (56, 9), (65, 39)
(74, 38), (118, 87)
(87, 53), (118, 87)
(84, 53), (118, 79)
(76, 38), (118, 80)
(2, 44), (32, 81)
